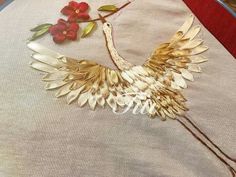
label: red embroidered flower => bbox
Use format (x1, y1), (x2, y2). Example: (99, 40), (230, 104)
(61, 1), (90, 22)
(49, 19), (79, 43)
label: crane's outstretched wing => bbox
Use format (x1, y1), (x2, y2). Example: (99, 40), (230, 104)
(144, 15), (208, 90)
(28, 42), (189, 120)
(28, 42), (130, 111)
(28, 42), (187, 119)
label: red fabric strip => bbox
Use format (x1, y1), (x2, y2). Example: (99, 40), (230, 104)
(183, 0), (236, 58)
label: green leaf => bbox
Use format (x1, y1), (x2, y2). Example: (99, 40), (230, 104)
(81, 22), (96, 38)
(29, 27), (49, 41)
(98, 5), (118, 12)
(30, 23), (52, 32)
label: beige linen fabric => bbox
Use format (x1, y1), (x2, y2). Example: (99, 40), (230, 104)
(0, 0), (235, 177)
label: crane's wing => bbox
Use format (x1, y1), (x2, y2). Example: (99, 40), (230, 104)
(28, 42), (129, 111)
(28, 42), (188, 120)
(144, 15), (208, 90)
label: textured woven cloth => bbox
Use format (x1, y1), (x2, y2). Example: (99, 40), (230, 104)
(0, 1), (235, 177)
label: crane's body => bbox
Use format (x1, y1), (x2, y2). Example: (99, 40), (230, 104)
(98, 14), (203, 119)
(103, 20), (188, 118)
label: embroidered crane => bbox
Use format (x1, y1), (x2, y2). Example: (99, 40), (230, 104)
(28, 15), (205, 119)
(28, 14), (236, 176)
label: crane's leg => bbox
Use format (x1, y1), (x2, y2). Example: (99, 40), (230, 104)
(183, 116), (236, 163)
(182, 115), (236, 164)
(176, 117), (236, 177)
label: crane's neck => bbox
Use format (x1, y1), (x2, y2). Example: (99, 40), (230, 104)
(103, 28), (133, 71)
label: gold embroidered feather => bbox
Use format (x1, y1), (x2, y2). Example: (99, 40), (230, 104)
(144, 15), (208, 90)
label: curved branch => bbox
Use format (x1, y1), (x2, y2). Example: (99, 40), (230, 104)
(78, 1), (131, 23)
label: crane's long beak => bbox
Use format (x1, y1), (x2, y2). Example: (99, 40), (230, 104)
(98, 14), (107, 23)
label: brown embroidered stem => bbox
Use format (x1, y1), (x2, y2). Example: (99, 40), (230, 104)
(183, 115), (236, 164)
(78, 1), (131, 23)
(176, 118), (236, 177)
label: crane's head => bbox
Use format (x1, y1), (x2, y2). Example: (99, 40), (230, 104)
(98, 14), (112, 33)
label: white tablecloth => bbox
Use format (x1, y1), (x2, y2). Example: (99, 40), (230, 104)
(0, 0), (235, 177)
